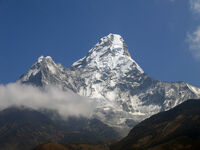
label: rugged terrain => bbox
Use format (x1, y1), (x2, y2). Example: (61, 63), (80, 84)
(32, 99), (200, 150)
(19, 33), (200, 130)
(0, 107), (119, 150)
(1, 34), (200, 149)
(33, 142), (110, 150)
(110, 99), (200, 150)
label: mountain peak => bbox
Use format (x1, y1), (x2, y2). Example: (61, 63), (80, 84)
(37, 56), (44, 62)
(37, 56), (53, 63)
(72, 34), (131, 67)
(94, 33), (130, 57)
(17, 34), (200, 131)
(19, 56), (67, 86)
(103, 33), (122, 40)
(103, 33), (123, 43)
(72, 33), (143, 74)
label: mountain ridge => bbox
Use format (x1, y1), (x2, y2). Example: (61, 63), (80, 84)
(18, 33), (200, 131)
(0, 107), (120, 150)
(110, 99), (200, 150)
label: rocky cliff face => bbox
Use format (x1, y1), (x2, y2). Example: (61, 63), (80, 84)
(19, 33), (200, 130)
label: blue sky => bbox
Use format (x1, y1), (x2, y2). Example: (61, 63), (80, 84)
(0, 0), (200, 86)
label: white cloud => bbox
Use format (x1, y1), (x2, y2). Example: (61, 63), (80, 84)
(187, 26), (200, 58)
(190, 0), (200, 14)
(0, 83), (95, 118)
(186, 0), (200, 59)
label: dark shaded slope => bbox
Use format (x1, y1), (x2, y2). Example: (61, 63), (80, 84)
(33, 143), (70, 150)
(0, 107), (64, 150)
(33, 142), (110, 150)
(0, 107), (120, 150)
(110, 99), (200, 150)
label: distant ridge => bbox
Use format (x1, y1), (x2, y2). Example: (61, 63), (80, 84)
(110, 99), (200, 150)
(0, 107), (120, 150)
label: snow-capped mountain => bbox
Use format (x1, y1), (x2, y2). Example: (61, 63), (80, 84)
(19, 33), (200, 130)
(19, 55), (75, 91)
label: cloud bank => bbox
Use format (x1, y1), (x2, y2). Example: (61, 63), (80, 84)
(170, 0), (200, 59)
(190, 0), (200, 14)
(0, 83), (94, 118)
(187, 0), (200, 59)
(187, 26), (200, 58)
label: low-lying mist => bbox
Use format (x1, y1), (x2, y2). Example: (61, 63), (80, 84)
(0, 83), (94, 118)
